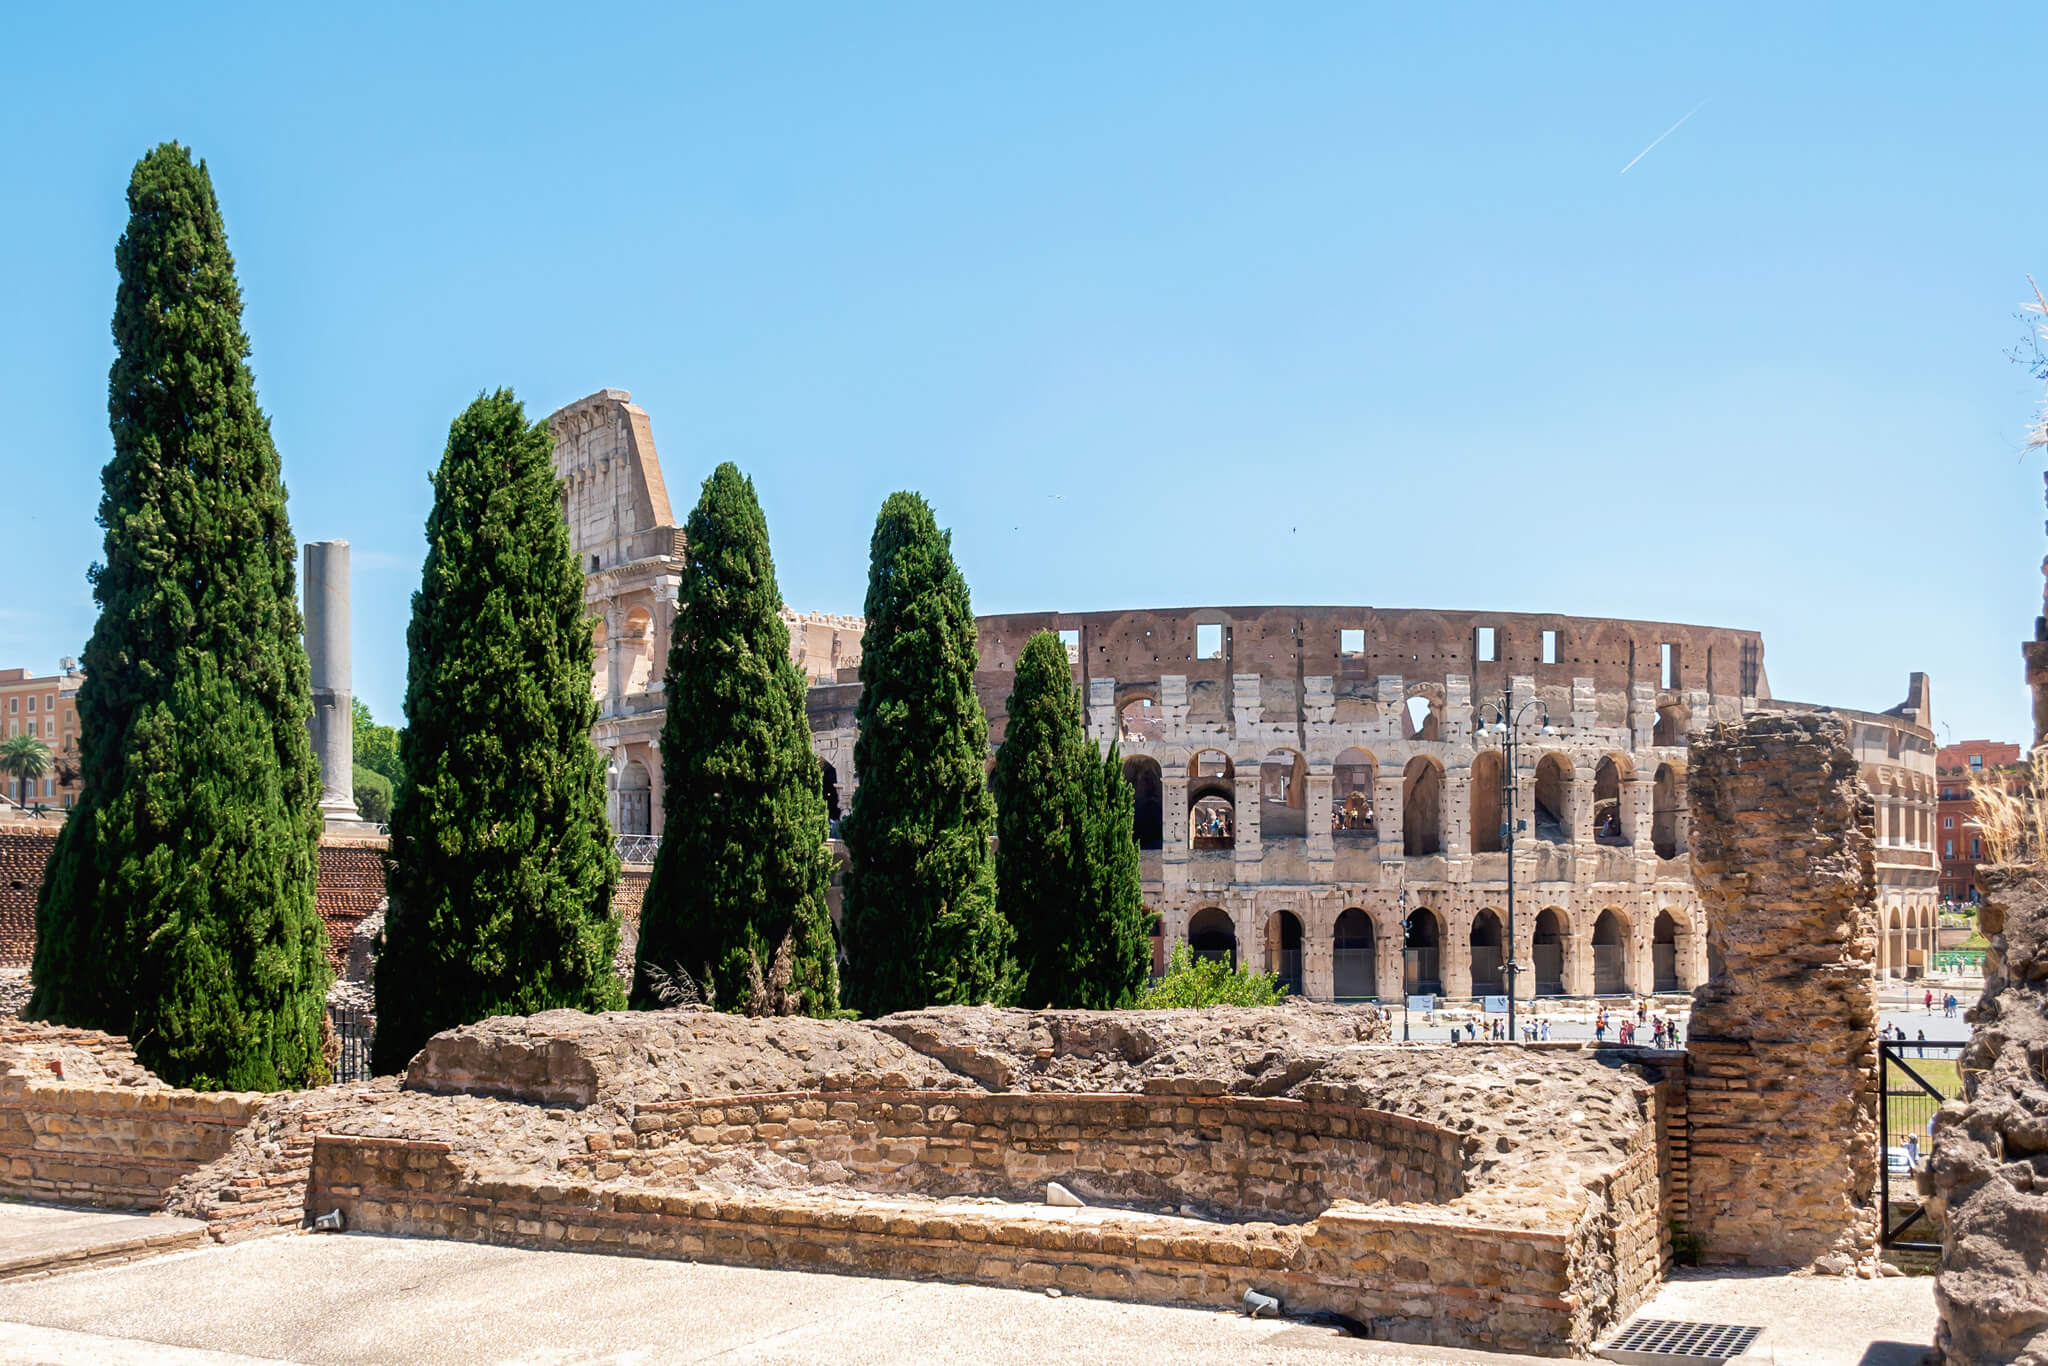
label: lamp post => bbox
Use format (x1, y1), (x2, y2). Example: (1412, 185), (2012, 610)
(1477, 684), (1553, 1046)
(1397, 884), (1411, 1043)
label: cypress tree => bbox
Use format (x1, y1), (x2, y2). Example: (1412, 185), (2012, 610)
(631, 463), (838, 1016)
(991, 632), (1090, 1008)
(992, 632), (1150, 1009)
(28, 144), (331, 1090)
(372, 392), (622, 1073)
(839, 493), (1015, 1014)
(1075, 739), (1151, 1008)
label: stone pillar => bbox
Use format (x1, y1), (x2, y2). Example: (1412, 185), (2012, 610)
(1306, 762), (1335, 864)
(1686, 713), (1878, 1269)
(304, 541), (370, 832)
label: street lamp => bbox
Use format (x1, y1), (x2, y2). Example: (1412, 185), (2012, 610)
(1476, 683), (1553, 1046)
(1397, 884), (1411, 1043)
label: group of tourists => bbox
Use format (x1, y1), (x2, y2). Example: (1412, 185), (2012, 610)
(1923, 988), (1959, 1018)
(1884, 1022), (1934, 1057)
(1591, 1001), (1683, 1049)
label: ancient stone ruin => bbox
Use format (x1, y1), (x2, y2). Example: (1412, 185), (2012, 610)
(1685, 711), (1881, 1269)
(4, 1003), (1686, 1356)
(1929, 867), (2048, 1366)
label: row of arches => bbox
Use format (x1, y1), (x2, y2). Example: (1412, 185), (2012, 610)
(1879, 900), (1943, 979)
(1124, 748), (1689, 860)
(1185, 904), (1697, 1000)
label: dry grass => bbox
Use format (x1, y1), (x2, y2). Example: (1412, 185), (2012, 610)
(2029, 277), (2048, 452)
(1967, 747), (2048, 866)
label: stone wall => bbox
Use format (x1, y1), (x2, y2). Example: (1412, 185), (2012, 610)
(561, 1089), (1467, 1223)
(1684, 712), (1880, 1268)
(1929, 865), (2048, 1364)
(0, 824), (57, 968)
(0, 1023), (266, 1210)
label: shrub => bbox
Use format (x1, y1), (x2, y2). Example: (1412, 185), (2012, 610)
(1134, 943), (1287, 1009)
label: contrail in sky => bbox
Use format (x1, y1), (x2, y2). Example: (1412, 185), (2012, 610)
(1620, 100), (1708, 174)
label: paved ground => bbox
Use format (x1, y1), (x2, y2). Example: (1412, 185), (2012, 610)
(0, 1202), (205, 1281)
(0, 1217), (1941, 1366)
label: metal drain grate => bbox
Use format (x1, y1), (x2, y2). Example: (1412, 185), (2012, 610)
(1597, 1318), (1764, 1365)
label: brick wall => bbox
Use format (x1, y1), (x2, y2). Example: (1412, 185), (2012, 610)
(0, 1070), (265, 1210)
(0, 825), (57, 968)
(1685, 713), (1879, 1268)
(564, 1090), (1467, 1222)
(309, 1115), (1612, 1356)
(0, 828), (389, 973)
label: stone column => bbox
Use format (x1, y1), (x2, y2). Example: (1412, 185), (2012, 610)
(304, 541), (368, 832)
(1686, 713), (1878, 1270)
(1306, 762), (1335, 864)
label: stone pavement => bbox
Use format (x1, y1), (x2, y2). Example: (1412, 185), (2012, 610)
(0, 1222), (1941, 1366)
(0, 1201), (205, 1282)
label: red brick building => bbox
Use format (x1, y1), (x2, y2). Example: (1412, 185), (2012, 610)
(1936, 740), (2024, 903)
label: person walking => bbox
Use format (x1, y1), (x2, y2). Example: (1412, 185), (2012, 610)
(1924, 989), (1935, 1014)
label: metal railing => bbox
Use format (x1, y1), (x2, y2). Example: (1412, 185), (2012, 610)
(614, 833), (661, 865)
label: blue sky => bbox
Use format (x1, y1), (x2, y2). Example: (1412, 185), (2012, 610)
(4, 4), (2045, 743)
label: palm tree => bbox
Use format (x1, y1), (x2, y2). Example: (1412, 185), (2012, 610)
(0, 733), (52, 811)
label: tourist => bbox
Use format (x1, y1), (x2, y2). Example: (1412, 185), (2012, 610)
(1925, 989), (1935, 1014)
(1916, 1028), (1927, 1058)
(1540, 1020), (1552, 1041)
(1594, 1017), (1606, 1044)
(1669, 1019), (1681, 1047)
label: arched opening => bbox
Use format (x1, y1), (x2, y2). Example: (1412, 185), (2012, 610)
(1593, 909), (1630, 995)
(1268, 911), (1304, 997)
(1404, 694), (1440, 741)
(1652, 763), (1685, 859)
(1149, 913), (1166, 977)
(1654, 702), (1690, 747)
(1593, 756), (1629, 845)
(1189, 750), (1234, 850)
(617, 759), (652, 837)
(1653, 911), (1681, 992)
(1189, 907), (1236, 968)
(1533, 754), (1572, 843)
(1404, 909), (1443, 997)
(1334, 748), (1375, 838)
(1470, 750), (1504, 853)
(1469, 909), (1505, 997)
(1123, 755), (1163, 849)
(1402, 757), (1443, 857)
(1888, 908), (1906, 979)
(622, 606), (655, 695)
(1190, 795), (1235, 849)
(820, 760), (841, 825)
(1118, 696), (1162, 744)
(589, 618), (608, 700)
(1260, 749), (1307, 840)
(1533, 908), (1568, 996)
(1333, 909), (1378, 1001)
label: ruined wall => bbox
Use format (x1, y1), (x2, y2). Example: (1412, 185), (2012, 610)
(0, 824), (57, 968)
(1929, 869), (2048, 1364)
(1685, 713), (1880, 1268)
(0, 1023), (266, 1210)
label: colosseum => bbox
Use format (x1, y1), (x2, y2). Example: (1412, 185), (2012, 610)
(553, 388), (1943, 1001)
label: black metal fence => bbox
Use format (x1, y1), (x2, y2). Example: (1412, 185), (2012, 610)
(1880, 1037), (1967, 1252)
(328, 1003), (373, 1084)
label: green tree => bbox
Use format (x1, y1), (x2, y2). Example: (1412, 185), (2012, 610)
(28, 144), (331, 1090)
(352, 764), (392, 824)
(1135, 943), (1286, 1008)
(632, 463), (838, 1016)
(0, 734), (51, 809)
(372, 391), (623, 1073)
(352, 697), (402, 787)
(991, 633), (1147, 1008)
(839, 493), (1015, 1015)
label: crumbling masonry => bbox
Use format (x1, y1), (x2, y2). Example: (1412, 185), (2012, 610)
(1684, 712), (1881, 1268)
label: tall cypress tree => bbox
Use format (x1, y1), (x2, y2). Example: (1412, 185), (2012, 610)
(1075, 739), (1151, 1008)
(372, 392), (622, 1073)
(632, 463), (838, 1016)
(992, 632), (1150, 1009)
(991, 632), (1090, 1008)
(839, 493), (1015, 1014)
(28, 144), (331, 1090)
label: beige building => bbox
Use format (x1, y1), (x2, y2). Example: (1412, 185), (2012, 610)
(0, 663), (82, 809)
(548, 389), (863, 845)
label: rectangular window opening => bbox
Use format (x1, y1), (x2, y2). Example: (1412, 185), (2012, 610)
(1541, 629), (1558, 665)
(1057, 628), (1081, 663)
(1660, 642), (1679, 690)
(1475, 626), (1497, 662)
(1339, 628), (1365, 656)
(1196, 623), (1224, 660)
